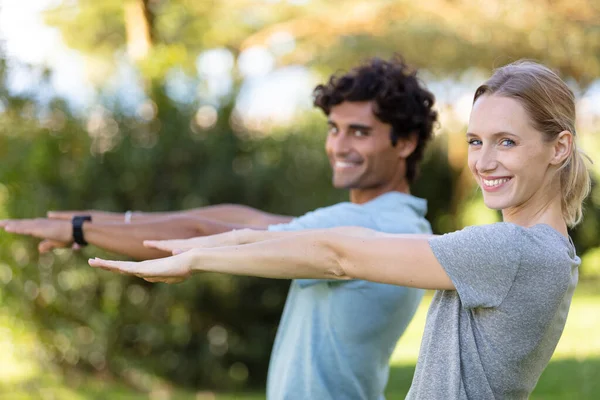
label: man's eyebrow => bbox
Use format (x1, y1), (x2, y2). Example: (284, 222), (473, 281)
(347, 124), (372, 130)
(327, 121), (373, 131)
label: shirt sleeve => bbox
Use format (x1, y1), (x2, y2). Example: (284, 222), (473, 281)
(267, 203), (370, 232)
(268, 203), (371, 286)
(428, 223), (522, 309)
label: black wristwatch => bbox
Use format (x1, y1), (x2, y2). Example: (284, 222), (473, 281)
(72, 215), (92, 246)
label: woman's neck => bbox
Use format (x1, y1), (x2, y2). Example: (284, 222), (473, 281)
(502, 195), (568, 237)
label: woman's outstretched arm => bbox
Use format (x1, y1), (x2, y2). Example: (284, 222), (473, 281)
(143, 225), (433, 253)
(90, 228), (454, 290)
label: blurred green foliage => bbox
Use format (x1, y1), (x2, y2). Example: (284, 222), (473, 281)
(0, 0), (599, 392)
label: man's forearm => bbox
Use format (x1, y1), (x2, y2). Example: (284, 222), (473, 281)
(139, 204), (293, 227)
(84, 216), (254, 260)
(49, 205), (294, 227)
(113, 205), (291, 228)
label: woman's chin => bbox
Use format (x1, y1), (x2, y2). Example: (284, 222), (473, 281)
(482, 198), (508, 211)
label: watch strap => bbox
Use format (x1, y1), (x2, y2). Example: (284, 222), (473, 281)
(72, 215), (92, 246)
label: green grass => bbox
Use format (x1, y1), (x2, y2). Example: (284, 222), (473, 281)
(1, 285), (599, 399)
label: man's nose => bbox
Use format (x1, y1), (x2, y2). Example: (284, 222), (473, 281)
(329, 132), (352, 155)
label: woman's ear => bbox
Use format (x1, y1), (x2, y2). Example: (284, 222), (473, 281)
(395, 132), (418, 159)
(550, 130), (573, 165)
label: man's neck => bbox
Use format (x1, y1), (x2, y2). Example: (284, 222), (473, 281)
(349, 181), (411, 204)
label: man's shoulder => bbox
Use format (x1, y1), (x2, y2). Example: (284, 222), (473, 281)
(269, 193), (430, 232)
(268, 202), (366, 231)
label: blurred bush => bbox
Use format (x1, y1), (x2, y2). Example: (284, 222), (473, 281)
(1, 62), (599, 391)
(1, 0), (600, 388)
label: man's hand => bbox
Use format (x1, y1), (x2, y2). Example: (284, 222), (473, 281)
(47, 210), (122, 223)
(144, 229), (251, 254)
(38, 239), (80, 253)
(0, 219), (73, 245)
(88, 253), (194, 284)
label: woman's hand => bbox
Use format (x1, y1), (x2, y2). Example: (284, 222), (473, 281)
(144, 229), (253, 254)
(88, 251), (195, 283)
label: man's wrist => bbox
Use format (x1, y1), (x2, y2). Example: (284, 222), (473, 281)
(72, 215), (92, 246)
(124, 211), (142, 223)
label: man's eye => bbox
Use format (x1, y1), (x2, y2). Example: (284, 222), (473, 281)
(354, 130), (367, 137)
(328, 127), (338, 135)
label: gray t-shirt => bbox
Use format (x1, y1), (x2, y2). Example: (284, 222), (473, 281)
(407, 223), (579, 400)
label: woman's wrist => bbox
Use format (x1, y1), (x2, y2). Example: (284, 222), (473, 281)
(187, 247), (203, 273)
(234, 228), (254, 245)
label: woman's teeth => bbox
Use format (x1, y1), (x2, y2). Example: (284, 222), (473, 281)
(483, 178), (510, 187)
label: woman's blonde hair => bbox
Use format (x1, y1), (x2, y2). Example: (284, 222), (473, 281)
(473, 61), (591, 227)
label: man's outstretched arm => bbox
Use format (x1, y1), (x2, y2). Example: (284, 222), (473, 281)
(47, 204), (294, 227)
(0, 216), (266, 260)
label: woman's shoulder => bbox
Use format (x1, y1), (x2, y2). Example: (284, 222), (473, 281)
(443, 222), (575, 261)
(444, 222), (521, 241)
(456, 222), (570, 245)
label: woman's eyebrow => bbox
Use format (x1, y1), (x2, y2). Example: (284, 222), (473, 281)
(466, 131), (518, 138)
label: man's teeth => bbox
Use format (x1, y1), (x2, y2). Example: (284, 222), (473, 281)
(336, 161), (358, 168)
(483, 178), (510, 187)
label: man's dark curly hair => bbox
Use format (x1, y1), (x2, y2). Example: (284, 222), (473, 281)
(313, 57), (437, 183)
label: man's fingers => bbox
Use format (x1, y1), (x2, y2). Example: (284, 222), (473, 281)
(3, 221), (39, 236)
(143, 240), (163, 250)
(38, 240), (54, 253)
(38, 240), (69, 253)
(3, 223), (27, 234)
(47, 211), (75, 220)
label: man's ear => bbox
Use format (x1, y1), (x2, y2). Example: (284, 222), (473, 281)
(550, 130), (573, 166)
(394, 132), (418, 159)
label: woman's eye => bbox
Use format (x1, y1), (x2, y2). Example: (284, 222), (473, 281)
(500, 138), (516, 147)
(467, 139), (482, 146)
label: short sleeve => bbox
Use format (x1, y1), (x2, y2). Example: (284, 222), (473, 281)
(268, 203), (372, 287)
(268, 203), (369, 232)
(428, 223), (522, 309)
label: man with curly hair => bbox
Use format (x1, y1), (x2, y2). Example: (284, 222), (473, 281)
(2, 57), (438, 399)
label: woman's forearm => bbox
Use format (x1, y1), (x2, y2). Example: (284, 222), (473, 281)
(235, 225), (381, 244)
(190, 231), (348, 280)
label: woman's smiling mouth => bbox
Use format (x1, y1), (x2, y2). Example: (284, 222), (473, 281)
(480, 176), (512, 192)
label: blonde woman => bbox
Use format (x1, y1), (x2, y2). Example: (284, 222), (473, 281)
(89, 61), (591, 399)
